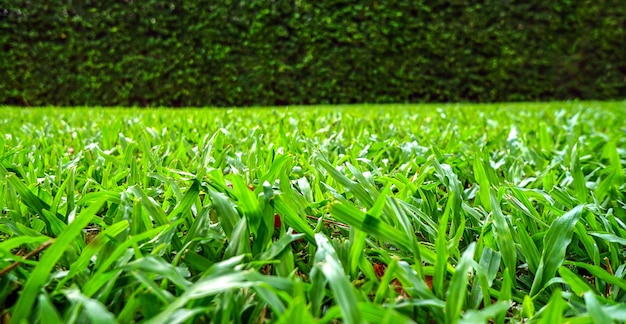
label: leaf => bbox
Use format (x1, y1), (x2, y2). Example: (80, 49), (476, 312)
(0, 167), (66, 235)
(459, 301), (510, 324)
(10, 197), (106, 323)
(320, 302), (416, 324)
(570, 144), (588, 203)
(36, 293), (64, 324)
(558, 266), (594, 296)
(57, 220), (129, 288)
(473, 156), (492, 211)
(272, 194), (315, 244)
(434, 189), (453, 299)
(331, 201), (438, 266)
(146, 272), (253, 324)
(128, 185), (169, 226)
(82, 225), (168, 297)
(316, 157), (375, 207)
(522, 295), (535, 318)
(566, 261), (626, 292)
(63, 288), (117, 324)
(167, 179), (200, 222)
(490, 189), (517, 282)
(530, 205), (584, 296)
(538, 288), (564, 324)
(312, 233), (361, 324)
(446, 243), (476, 324)
(584, 292), (612, 324)
(256, 231), (304, 261)
(123, 255), (191, 289)
(207, 188), (240, 237)
(589, 232), (626, 246)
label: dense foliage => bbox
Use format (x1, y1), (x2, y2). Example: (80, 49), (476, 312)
(1, 102), (625, 323)
(1, 1), (625, 107)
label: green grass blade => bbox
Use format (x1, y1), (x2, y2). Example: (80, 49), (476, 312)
(516, 220), (541, 274)
(313, 233), (361, 324)
(36, 293), (64, 324)
(459, 301), (510, 324)
(320, 302), (416, 324)
(490, 189), (517, 282)
(538, 288), (565, 324)
(82, 225), (168, 297)
(530, 205), (584, 296)
(434, 190), (453, 299)
(146, 272), (252, 324)
(123, 255), (191, 289)
(316, 157), (375, 207)
(207, 188), (240, 237)
(570, 144), (588, 203)
(272, 194), (315, 244)
(1, 167), (65, 235)
(558, 266), (594, 296)
(63, 288), (117, 324)
(56, 220), (129, 289)
(567, 261), (626, 292)
(167, 179), (200, 222)
(446, 243), (476, 324)
(473, 156), (492, 211)
(10, 197), (106, 323)
(584, 292), (612, 324)
(496, 267), (513, 324)
(128, 185), (170, 226)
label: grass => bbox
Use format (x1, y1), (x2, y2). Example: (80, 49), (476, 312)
(0, 102), (625, 323)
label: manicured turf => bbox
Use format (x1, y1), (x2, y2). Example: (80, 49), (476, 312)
(1, 102), (625, 323)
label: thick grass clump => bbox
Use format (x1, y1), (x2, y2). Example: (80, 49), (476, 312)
(0, 102), (625, 323)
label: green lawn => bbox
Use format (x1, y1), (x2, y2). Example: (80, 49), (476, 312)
(1, 102), (625, 323)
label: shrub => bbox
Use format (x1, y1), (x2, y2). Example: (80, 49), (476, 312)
(1, 1), (624, 106)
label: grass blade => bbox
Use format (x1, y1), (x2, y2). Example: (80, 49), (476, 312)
(530, 205), (584, 296)
(446, 243), (476, 324)
(10, 197), (106, 323)
(312, 233), (361, 324)
(584, 292), (612, 324)
(490, 189), (517, 282)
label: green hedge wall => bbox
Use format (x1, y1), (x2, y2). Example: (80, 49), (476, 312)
(1, 1), (624, 107)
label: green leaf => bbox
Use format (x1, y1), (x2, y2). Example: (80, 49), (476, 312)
(459, 301), (510, 324)
(490, 189), (517, 282)
(128, 185), (170, 226)
(538, 288), (565, 324)
(558, 266), (594, 296)
(530, 205), (584, 296)
(473, 156), (492, 211)
(272, 194), (315, 244)
(0, 167), (66, 235)
(567, 261), (626, 292)
(36, 293), (64, 324)
(584, 292), (612, 324)
(312, 233), (361, 324)
(207, 188), (240, 237)
(123, 255), (191, 289)
(167, 179), (200, 221)
(570, 144), (588, 203)
(589, 232), (626, 246)
(63, 288), (117, 324)
(522, 294), (535, 318)
(11, 197), (106, 323)
(446, 243), (476, 324)
(146, 272), (253, 324)
(434, 189), (453, 298)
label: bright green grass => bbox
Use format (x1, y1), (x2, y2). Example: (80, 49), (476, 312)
(1, 102), (625, 323)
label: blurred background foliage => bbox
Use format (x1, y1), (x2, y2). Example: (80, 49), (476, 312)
(1, 0), (624, 107)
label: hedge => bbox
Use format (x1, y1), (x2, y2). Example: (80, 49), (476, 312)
(1, 1), (624, 107)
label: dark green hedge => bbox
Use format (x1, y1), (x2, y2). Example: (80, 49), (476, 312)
(1, 1), (624, 107)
